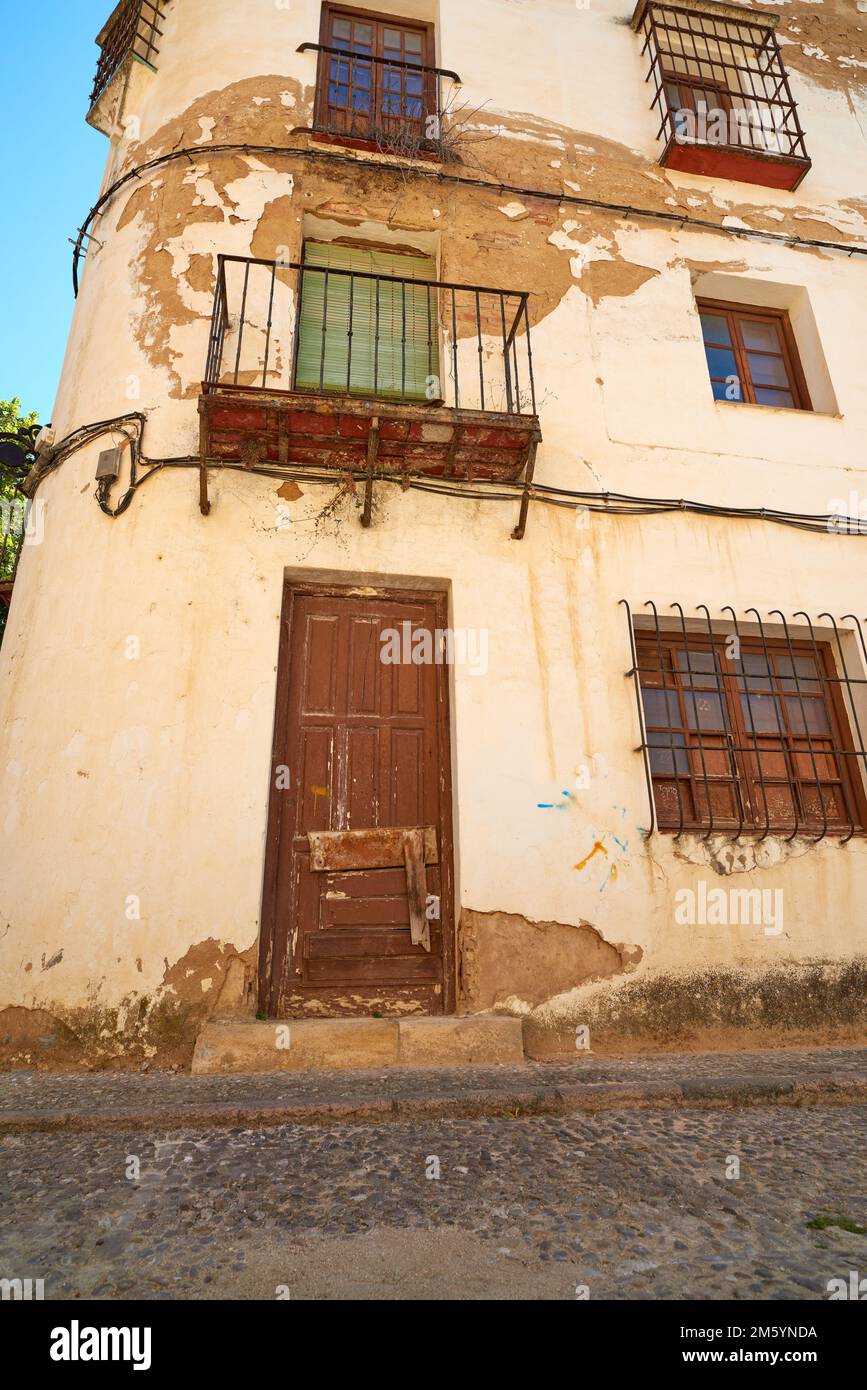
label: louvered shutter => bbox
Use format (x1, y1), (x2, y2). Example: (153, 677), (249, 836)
(295, 242), (439, 401)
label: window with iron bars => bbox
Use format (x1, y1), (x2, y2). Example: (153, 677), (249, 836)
(623, 604), (867, 842)
(631, 1), (810, 190)
(90, 0), (165, 110)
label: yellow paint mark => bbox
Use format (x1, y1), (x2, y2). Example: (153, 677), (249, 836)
(574, 840), (608, 872)
(311, 785), (329, 814)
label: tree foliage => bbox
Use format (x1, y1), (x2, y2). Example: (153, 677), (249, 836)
(1, 398), (40, 644)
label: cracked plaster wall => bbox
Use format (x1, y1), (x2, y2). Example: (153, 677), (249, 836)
(1, 0), (867, 1061)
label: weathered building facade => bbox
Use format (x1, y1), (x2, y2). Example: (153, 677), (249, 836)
(2, 0), (867, 1067)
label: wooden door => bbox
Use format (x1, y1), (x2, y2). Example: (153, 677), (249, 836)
(259, 581), (455, 1017)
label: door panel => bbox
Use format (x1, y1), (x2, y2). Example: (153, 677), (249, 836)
(261, 583), (455, 1017)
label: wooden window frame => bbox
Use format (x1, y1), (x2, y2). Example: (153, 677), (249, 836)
(315, 3), (437, 144)
(697, 298), (812, 411)
(637, 632), (867, 837)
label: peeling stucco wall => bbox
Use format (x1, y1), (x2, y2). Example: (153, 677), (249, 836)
(2, 0), (867, 1064)
(459, 907), (642, 1013)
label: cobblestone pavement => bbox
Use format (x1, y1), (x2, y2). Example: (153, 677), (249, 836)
(1, 1046), (865, 1120)
(1, 1103), (865, 1300)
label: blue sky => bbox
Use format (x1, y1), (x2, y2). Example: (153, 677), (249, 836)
(2, 2), (110, 422)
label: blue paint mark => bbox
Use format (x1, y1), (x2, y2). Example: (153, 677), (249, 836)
(613, 836), (629, 852)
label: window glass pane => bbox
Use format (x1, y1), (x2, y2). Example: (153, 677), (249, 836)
(648, 732), (689, 776)
(741, 653), (772, 678)
(740, 319), (781, 352)
(787, 699), (832, 737)
(333, 18), (351, 39)
(777, 654), (819, 690)
(700, 313), (732, 345)
(754, 387), (794, 408)
(695, 89), (719, 112)
(740, 693), (783, 733)
(676, 649), (719, 688)
(641, 687), (681, 728)
(383, 28), (402, 46)
(704, 345), (737, 378)
(355, 24), (373, 43)
(748, 353), (790, 389)
(405, 33), (423, 51)
(711, 377), (741, 401)
(684, 691), (726, 731)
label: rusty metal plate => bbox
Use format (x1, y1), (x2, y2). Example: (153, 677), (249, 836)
(308, 826), (438, 872)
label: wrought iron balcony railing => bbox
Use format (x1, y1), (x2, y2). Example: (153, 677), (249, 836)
(89, 0), (165, 110)
(299, 41), (461, 158)
(203, 255), (537, 418)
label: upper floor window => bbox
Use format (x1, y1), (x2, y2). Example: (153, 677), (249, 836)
(631, 0), (811, 191)
(697, 300), (811, 410)
(90, 0), (164, 112)
(314, 4), (436, 153)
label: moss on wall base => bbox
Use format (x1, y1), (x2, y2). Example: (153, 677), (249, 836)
(523, 959), (867, 1057)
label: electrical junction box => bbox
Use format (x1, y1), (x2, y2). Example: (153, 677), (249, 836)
(96, 448), (122, 480)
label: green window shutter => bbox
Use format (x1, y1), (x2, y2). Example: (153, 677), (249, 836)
(295, 242), (439, 401)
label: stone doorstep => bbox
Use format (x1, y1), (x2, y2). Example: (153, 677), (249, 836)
(191, 1016), (526, 1075)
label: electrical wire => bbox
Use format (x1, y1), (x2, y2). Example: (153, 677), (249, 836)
(72, 138), (867, 294)
(33, 411), (865, 539)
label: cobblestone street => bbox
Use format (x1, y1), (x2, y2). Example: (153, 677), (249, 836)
(2, 1100), (865, 1300)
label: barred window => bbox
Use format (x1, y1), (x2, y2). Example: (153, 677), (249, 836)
(631, 0), (810, 191)
(626, 612), (867, 840)
(90, 1), (164, 110)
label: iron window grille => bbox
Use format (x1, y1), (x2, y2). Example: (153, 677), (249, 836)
(90, 0), (165, 110)
(632, 1), (809, 176)
(621, 602), (867, 843)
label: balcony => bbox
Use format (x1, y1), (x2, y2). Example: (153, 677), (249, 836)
(298, 33), (461, 161)
(89, 0), (164, 115)
(632, 0), (811, 192)
(198, 254), (541, 521)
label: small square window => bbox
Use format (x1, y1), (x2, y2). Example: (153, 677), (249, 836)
(697, 299), (811, 411)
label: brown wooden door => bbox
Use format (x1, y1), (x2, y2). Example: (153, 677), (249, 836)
(260, 582), (455, 1017)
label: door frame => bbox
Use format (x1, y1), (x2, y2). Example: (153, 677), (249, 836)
(258, 570), (457, 1018)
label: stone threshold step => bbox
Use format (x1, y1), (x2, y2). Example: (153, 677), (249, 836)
(192, 1016), (524, 1074)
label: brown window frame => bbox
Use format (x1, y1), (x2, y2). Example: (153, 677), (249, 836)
(315, 3), (437, 147)
(697, 298), (812, 412)
(636, 631), (867, 838)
